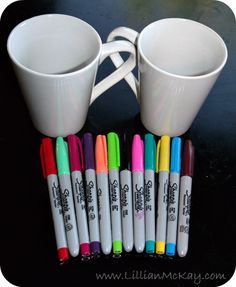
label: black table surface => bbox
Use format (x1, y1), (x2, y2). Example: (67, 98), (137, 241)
(0, 0), (235, 286)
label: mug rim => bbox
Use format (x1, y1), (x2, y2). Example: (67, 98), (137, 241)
(138, 18), (228, 80)
(7, 13), (103, 78)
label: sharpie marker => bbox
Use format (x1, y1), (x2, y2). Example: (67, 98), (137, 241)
(68, 135), (90, 259)
(155, 139), (160, 222)
(40, 138), (69, 263)
(95, 135), (112, 255)
(83, 133), (101, 256)
(56, 137), (79, 257)
(177, 140), (195, 257)
(120, 134), (133, 252)
(156, 135), (170, 255)
(132, 134), (145, 253)
(166, 137), (181, 256)
(144, 134), (156, 254)
(107, 132), (122, 256)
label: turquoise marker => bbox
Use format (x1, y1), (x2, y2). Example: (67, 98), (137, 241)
(144, 134), (156, 254)
(166, 137), (181, 256)
(56, 137), (79, 257)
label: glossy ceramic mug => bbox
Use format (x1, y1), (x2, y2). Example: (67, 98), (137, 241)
(7, 14), (136, 137)
(107, 18), (228, 136)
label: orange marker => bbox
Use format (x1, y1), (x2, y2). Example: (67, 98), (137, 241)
(95, 135), (112, 255)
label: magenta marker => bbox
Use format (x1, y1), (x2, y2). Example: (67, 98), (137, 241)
(68, 135), (90, 259)
(132, 135), (145, 253)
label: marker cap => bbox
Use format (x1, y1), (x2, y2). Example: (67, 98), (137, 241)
(159, 135), (170, 172)
(107, 132), (120, 169)
(170, 137), (182, 173)
(90, 241), (101, 255)
(40, 138), (57, 177)
(120, 133), (131, 170)
(67, 135), (84, 172)
(95, 135), (108, 173)
(166, 243), (176, 256)
(56, 137), (70, 175)
(58, 247), (69, 263)
(83, 133), (95, 170)
(80, 243), (90, 257)
(146, 240), (155, 254)
(113, 240), (122, 254)
(182, 140), (195, 177)
(144, 133), (156, 171)
(132, 134), (144, 172)
(156, 241), (165, 254)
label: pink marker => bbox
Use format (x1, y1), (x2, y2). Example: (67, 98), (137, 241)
(68, 135), (90, 259)
(132, 134), (145, 253)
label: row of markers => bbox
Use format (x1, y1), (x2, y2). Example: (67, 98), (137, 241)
(40, 133), (194, 263)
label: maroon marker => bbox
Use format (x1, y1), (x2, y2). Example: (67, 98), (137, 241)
(177, 140), (195, 257)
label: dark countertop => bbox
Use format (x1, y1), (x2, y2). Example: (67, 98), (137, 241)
(0, 0), (235, 286)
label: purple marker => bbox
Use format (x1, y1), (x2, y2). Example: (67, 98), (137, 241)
(83, 133), (101, 256)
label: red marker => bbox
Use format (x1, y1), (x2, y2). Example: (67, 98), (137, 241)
(177, 140), (195, 257)
(40, 138), (69, 263)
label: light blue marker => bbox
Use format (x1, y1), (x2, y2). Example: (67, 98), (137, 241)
(166, 137), (181, 256)
(144, 134), (156, 254)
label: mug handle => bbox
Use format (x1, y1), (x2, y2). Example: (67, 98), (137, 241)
(106, 27), (140, 102)
(90, 40), (136, 104)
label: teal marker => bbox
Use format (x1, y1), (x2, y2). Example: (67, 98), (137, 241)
(107, 132), (122, 256)
(144, 134), (156, 254)
(166, 137), (181, 256)
(56, 137), (79, 257)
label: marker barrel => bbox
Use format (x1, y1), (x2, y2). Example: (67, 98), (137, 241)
(71, 171), (90, 257)
(109, 169), (122, 255)
(144, 169), (155, 253)
(59, 174), (79, 257)
(177, 175), (192, 257)
(97, 172), (112, 255)
(85, 169), (101, 255)
(133, 171), (145, 253)
(156, 171), (169, 254)
(47, 174), (69, 263)
(166, 172), (180, 256)
(120, 169), (133, 252)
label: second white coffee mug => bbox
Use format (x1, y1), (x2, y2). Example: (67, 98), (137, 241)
(7, 14), (136, 137)
(107, 18), (228, 136)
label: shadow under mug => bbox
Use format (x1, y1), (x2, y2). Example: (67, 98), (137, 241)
(7, 14), (136, 137)
(107, 18), (228, 137)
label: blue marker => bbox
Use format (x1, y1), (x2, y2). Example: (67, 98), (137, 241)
(144, 134), (156, 254)
(166, 137), (181, 256)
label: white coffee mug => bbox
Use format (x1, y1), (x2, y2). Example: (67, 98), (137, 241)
(7, 14), (136, 137)
(107, 18), (228, 136)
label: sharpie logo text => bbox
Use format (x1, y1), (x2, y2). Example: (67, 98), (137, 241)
(110, 180), (119, 203)
(61, 189), (70, 212)
(134, 184), (144, 213)
(86, 181), (94, 203)
(121, 184), (129, 207)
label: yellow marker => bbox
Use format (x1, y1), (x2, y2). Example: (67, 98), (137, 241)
(159, 136), (170, 172)
(156, 135), (170, 254)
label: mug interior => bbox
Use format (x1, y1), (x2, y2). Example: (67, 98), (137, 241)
(7, 14), (101, 75)
(138, 18), (227, 77)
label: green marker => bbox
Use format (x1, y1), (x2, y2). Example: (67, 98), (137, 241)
(107, 132), (122, 256)
(56, 137), (79, 257)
